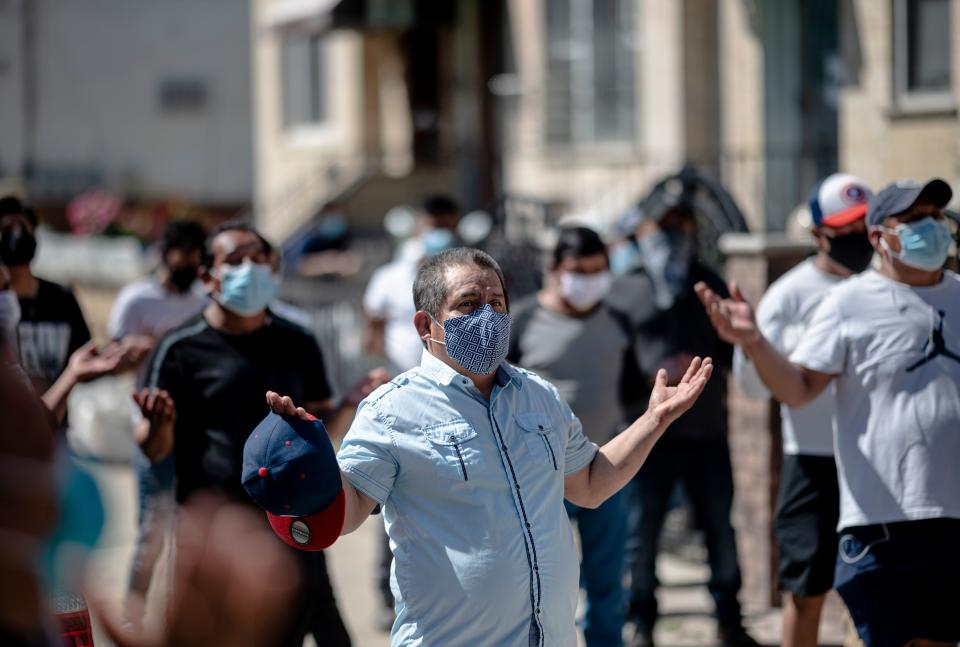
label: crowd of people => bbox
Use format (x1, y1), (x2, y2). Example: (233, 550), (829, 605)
(0, 171), (957, 647)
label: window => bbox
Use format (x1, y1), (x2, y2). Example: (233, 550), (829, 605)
(893, 0), (954, 112)
(282, 32), (327, 127)
(544, 0), (636, 147)
(158, 79), (208, 113)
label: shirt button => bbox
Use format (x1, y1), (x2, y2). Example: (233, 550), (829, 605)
(501, 444), (508, 452)
(515, 484), (521, 491)
(526, 522), (531, 529)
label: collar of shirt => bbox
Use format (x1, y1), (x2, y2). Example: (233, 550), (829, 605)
(418, 348), (523, 393)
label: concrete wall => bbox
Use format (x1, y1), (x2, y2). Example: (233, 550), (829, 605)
(718, 0), (766, 232)
(840, 0), (960, 192)
(251, 0), (366, 242)
(0, 0), (253, 204)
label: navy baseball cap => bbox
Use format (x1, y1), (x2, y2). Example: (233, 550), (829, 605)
(242, 411), (345, 551)
(867, 178), (952, 227)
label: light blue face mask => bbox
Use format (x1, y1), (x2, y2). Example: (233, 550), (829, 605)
(637, 230), (694, 308)
(422, 228), (456, 256)
(430, 304), (512, 375)
(215, 261), (280, 316)
(879, 216), (952, 271)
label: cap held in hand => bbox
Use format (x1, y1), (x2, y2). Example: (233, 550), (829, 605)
(242, 411), (345, 551)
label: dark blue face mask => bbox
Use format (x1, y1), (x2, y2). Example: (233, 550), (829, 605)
(430, 304), (512, 375)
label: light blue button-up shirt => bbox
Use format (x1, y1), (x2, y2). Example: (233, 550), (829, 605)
(338, 351), (599, 646)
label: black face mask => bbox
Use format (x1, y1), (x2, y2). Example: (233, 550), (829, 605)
(826, 230), (874, 273)
(168, 265), (199, 292)
(0, 228), (37, 266)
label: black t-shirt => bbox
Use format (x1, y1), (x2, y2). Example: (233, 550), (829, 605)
(142, 312), (333, 504)
(16, 278), (91, 391)
(606, 260), (733, 439)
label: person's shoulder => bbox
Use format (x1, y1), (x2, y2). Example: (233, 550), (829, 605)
(149, 313), (210, 363)
(941, 269), (960, 288)
(36, 277), (78, 301)
(114, 278), (163, 305)
(268, 311), (317, 342)
(510, 294), (542, 323)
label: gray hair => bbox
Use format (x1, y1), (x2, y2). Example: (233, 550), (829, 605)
(413, 247), (509, 318)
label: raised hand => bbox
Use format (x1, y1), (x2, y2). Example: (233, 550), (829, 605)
(265, 391), (313, 421)
(67, 341), (129, 383)
(647, 356), (714, 427)
(132, 388), (176, 462)
(694, 280), (761, 347)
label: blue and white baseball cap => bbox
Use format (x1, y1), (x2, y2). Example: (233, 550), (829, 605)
(242, 412), (345, 551)
(867, 178), (952, 227)
(809, 173), (873, 227)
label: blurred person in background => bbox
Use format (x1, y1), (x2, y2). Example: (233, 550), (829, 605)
(107, 219), (210, 626)
(0, 346), (302, 647)
(507, 226), (630, 647)
(0, 196), (92, 396)
(734, 174), (873, 647)
(697, 178), (960, 647)
(362, 193), (460, 630)
(135, 221), (387, 646)
(606, 198), (755, 647)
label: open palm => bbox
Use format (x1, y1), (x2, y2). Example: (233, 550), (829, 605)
(694, 280), (760, 346)
(647, 356), (714, 426)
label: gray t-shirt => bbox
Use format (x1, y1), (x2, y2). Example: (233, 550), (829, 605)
(508, 297), (628, 444)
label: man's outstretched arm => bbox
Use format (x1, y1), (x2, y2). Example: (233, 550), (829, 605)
(564, 356), (714, 509)
(694, 281), (835, 408)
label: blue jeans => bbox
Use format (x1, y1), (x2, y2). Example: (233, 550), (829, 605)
(565, 488), (629, 647)
(127, 452), (175, 596)
(626, 435), (743, 630)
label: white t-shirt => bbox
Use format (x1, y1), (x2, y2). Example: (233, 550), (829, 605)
(734, 258), (842, 456)
(791, 269), (960, 530)
(108, 278), (208, 341)
(363, 260), (423, 374)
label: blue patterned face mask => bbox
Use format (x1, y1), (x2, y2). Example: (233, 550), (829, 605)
(430, 304), (512, 375)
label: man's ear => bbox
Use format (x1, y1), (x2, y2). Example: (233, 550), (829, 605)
(199, 265), (217, 293)
(413, 311), (433, 343)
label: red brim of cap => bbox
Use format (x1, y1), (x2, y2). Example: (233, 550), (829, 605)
(821, 203), (868, 227)
(265, 488), (346, 551)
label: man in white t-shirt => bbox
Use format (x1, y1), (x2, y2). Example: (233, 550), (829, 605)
(734, 173), (874, 647)
(698, 178), (960, 647)
(108, 220), (209, 625)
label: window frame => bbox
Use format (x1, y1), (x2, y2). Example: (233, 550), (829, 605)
(541, 0), (638, 155)
(892, 0), (955, 114)
(280, 29), (330, 136)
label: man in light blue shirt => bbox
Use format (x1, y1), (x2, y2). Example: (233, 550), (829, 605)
(267, 247), (713, 646)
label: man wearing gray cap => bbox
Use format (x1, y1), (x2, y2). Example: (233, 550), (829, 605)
(696, 178), (960, 647)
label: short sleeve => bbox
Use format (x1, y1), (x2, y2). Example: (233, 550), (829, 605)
(789, 296), (846, 375)
(363, 266), (392, 318)
(556, 398), (598, 476)
(107, 285), (137, 339)
(337, 399), (399, 505)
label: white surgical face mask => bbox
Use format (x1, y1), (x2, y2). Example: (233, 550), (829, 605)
(559, 271), (612, 311)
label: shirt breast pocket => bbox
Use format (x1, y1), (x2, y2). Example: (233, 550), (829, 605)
(422, 420), (481, 482)
(515, 412), (559, 471)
